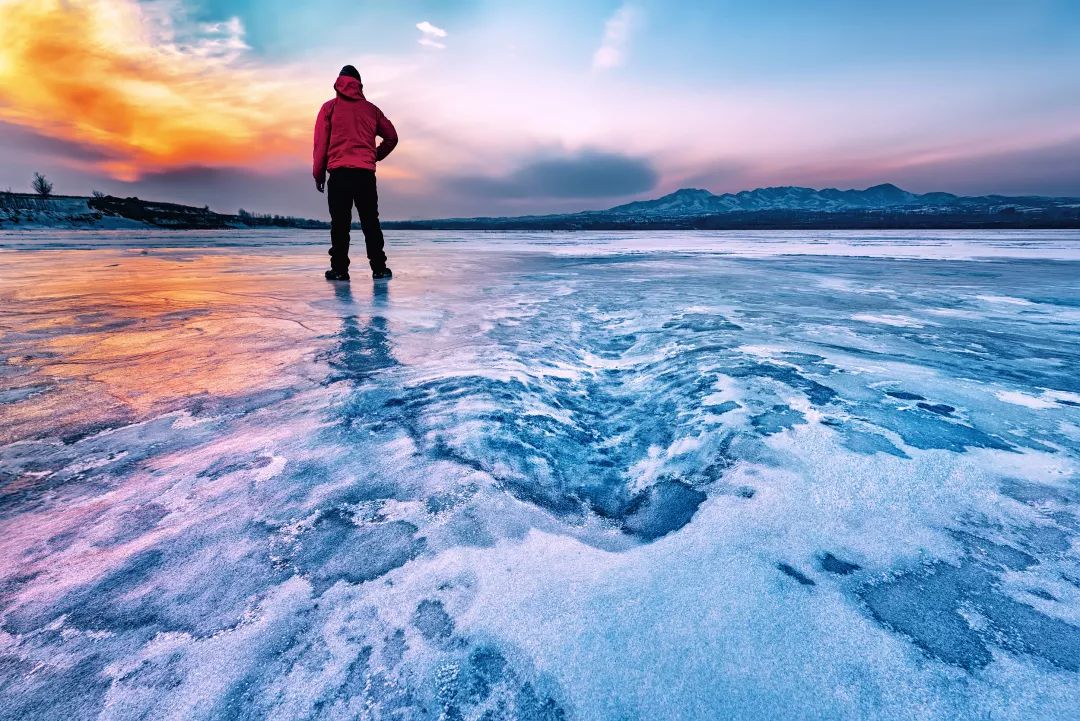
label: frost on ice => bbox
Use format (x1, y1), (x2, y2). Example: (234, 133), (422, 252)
(0, 230), (1079, 720)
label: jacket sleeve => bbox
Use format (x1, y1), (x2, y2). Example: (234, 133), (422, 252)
(313, 101), (333, 182)
(374, 108), (398, 162)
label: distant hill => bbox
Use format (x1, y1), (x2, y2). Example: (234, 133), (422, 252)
(0, 192), (328, 230)
(384, 183), (1080, 230)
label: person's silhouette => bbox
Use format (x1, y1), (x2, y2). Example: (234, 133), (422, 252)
(313, 65), (398, 282)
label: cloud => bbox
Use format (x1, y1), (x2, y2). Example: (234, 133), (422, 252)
(592, 3), (641, 71)
(0, 0), (320, 180)
(416, 20), (448, 49)
(449, 150), (658, 199)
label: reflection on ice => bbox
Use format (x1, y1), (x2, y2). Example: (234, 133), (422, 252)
(1, 231), (1079, 720)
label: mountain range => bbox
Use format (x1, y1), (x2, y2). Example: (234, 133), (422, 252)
(3, 184), (1079, 230)
(384, 183), (1080, 230)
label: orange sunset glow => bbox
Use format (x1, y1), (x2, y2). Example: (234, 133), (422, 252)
(0, 0), (318, 180)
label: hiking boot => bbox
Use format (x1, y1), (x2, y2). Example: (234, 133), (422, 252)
(372, 267), (393, 280)
(325, 269), (350, 281)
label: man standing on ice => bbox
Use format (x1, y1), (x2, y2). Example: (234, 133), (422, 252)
(313, 65), (398, 281)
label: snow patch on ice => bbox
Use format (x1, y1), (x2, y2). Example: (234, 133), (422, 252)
(996, 390), (1058, 409)
(851, 313), (927, 327)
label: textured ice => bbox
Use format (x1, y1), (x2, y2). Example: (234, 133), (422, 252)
(1, 229), (1079, 720)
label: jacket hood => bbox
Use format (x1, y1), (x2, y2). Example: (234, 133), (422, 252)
(334, 75), (365, 100)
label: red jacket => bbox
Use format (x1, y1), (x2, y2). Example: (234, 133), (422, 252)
(313, 75), (398, 182)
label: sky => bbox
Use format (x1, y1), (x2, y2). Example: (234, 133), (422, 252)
(1, 0), (1079, 220)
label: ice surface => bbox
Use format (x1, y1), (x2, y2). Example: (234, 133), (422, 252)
(1, 230), (1079, 720)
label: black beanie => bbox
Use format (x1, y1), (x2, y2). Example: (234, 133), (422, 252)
(339, 65), (361, 82)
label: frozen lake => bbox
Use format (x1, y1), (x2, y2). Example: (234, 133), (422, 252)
(1, 230), (1079, 720)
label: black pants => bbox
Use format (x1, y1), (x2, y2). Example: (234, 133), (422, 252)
(327, 168), (387, 273)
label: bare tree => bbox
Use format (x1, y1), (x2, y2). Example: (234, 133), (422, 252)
(32, 172), (53, 197)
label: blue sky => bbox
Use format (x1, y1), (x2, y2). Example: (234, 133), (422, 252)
(1, 0), (1079, 218)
